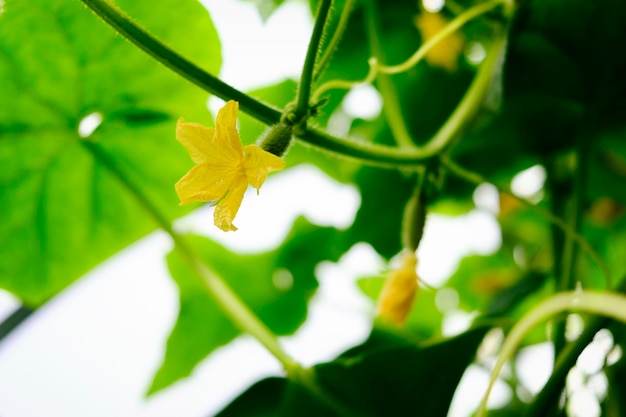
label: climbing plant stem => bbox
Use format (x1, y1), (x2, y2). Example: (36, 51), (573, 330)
(314, 0), (511, 154)
(311, 58), (378, 103)
(312, 0), (355, 83)
(477, 291), (626, 417)
(378, 0), (506, 74)
(294, 0), (333, 121)
(79, 0), (509, 167)
(554, 122), (591, 355)
(418, 22), (506, 155)
(80, 0), (281, 124)
(524, 276), (626, 417)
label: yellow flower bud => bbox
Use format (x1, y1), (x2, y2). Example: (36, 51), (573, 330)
(414, 11), (465, 72)
(376, 250), (419, 326)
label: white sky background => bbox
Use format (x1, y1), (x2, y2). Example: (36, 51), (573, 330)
(0, 1), (563, 416)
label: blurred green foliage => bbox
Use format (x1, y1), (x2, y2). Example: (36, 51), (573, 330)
(1, 0), (626, 415)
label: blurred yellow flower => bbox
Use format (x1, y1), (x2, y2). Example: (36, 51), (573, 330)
(415, 11), (464, 72)
(175, 100), (285, 232)
(376, 250), (419, 326)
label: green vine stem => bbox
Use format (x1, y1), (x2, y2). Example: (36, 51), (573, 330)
(311, 57), (378, 103)
(417, 18), (508, 156)
(81, 141), (301, 377)
(476, 290), (626, 417)
(313, 0), (507, 102)
(524, 276), (626, 417)
(313, 0), (514, 159)
(445, 0), (468, 17)
(378, 0), (505, 75)
(442, 157), (612, 288)
(80, 0), (281, 124)
(78, 0), (508, 168)
(552, 217), (577, 359)
(312, 0), (355, 84)
(314, 0), (506, 101)
(554, 123), (590, 355)
(363, 0), (414, 147)
(294, 0), (333, 122)
(314, 0), (514, 151)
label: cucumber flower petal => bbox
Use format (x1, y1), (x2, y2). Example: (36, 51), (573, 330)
(175, 100), (285, 232)
(243, 144), (286, 190)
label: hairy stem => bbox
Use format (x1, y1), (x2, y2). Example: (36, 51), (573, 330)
(294, 0), (333, 121)
(312, 0), (355, 83)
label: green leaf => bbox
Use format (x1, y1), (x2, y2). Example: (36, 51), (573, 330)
(500, 207), (552, 262)
(217, 326), (489, 416)
(510, 0), (626, 104)
(148, 217), (344, 395)
(215, 377), (328, 417)
(453, 0), (626, 188)
(0, 0), (220, 305)
(490, 0), (626, 159)
(446, 247), (552, 345)
(402, 67), (476, 144)
(446, 251), (519, 313)
(486, 271), (546, 316)
(315, 326), (489, 416)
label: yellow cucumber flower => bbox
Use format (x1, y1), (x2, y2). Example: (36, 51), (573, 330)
(175, 100), (285, 232)
(376, 250), (419, 326)
(415, 11), (464, 72)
